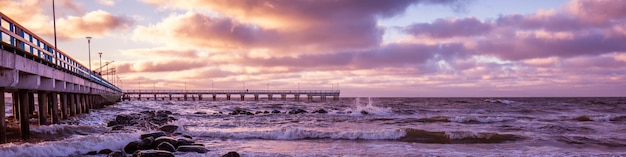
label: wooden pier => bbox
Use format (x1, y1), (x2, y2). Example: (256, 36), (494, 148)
(123, 90), (340, 101)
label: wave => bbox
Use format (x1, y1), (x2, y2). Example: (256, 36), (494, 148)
(187, 127), (523, 144)
(0, 132), (141, 156)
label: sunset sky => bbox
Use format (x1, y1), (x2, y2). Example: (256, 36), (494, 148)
(2, 0), (625, 97)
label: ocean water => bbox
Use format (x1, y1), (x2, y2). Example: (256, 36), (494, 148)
(1, 97), (626, 156)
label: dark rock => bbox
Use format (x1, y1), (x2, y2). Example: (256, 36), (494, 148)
(115, 114), (136, 125)
(107, 151), (125, 157)
(313, 109), (328, 114)
(154, 136), (178, 147)
(263, 111), (269, 114)
(360, 110), (369, 115)
(141, 132), (167, 140)
(222, 151), (240, 157)
(157, 110), (173, 115)
(218, 111), (223, 114)
(140, 136), (155, 150)
(271, 110), (281, 114)
(140, 110), (156, 116)
(574, 115), (592, 121)
(132, 150), (175, 157)
(288, 109), (308, 114)
(159, 125), (179, 133)
(87, 151), (98, 155)
(111, 125), (124, 131)
(194, 112), (207, 114)
(98, 149), (113, 154)
(106, 121), (118, 127)
(183, 134), (193, 139)
(124, 140), (142, 154)
(255, 111), (263, 114)
(177, 145), (208, 153)
(156, 142), (176, 152)
(177, 138), (194, 147)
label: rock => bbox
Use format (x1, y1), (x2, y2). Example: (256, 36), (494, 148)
(157, 110), (173, 115)
(98, 149), (113, 154)
(263, 111), (269, 114)
(288, 109), (308, 114)
(360, 110), (369, 115)
(574, 115), (592, 121)
(141, 132), (167, 140)
(182, 134), (193, 139)
(156, 142), (176, 152)
(86, 151), (98, 155)
(111, 125), (124, 131)
(132, 150), (175, 157)
(177, 138), (194, 146)
(159, 125), (179, 133)
(271, 110), (281, 114)
(154, 136), (178, 147)
(222, 151), (240, 157)
(140, 136), (155, 150)
(313, 109), (327, 114)
(124, 140), (142, 154)
(106, 121), (118, 127)
(194, 112), (207, 114)
(107, 151), (125, 157)
(255, 111), (263, 114)
(177, 145), (208, 153)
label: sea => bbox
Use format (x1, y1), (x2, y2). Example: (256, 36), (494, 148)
(1, 97), (626, 156)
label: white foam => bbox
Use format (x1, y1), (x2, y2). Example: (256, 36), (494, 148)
(450, 116), (513, 123)
(0, 132), (142, 156)
(187, 127), (406, 140)
(346, 97), (394, 116)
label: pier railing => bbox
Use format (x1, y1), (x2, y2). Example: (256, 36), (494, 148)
(123, 90), (341, 101)
(124, 90), (340, 95)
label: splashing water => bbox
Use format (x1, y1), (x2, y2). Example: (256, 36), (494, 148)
(349, 97), (393, 116)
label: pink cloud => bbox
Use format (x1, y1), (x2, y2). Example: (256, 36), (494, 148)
(404, 17), (493, 38)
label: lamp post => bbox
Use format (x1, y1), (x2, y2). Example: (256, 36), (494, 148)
(86, 36), (92, 73)
(98, 52), (102, 74)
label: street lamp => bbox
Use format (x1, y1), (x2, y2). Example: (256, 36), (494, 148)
(86, 36), (92, 73)
(98, 52), (102, 74)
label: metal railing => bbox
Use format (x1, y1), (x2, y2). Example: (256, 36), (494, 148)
(0, 12), (121, 92)
(124, 90), (340, 95)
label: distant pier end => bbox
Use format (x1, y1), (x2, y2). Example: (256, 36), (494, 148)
(123, 90), (340, 101)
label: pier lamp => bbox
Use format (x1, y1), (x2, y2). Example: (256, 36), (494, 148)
(86, 36), (92, 73)
(98, 52), (102, 74)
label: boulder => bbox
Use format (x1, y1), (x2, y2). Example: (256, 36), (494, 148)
(86, 151), (97, 155)
(271, 110), (281, 114)
(313, 109), (328, 114)
(154, 136), (178, 147)
(222, 151), (240, 157)
(263, 111), (269, 114)
(182, 134), (193, 139)
(111, 125), (124, 131)
(194, 112), (207, 114)
(132, 150), (175, 157)
(255, 111), (263, 114)
(177, 145), (208, 153)
(156, 142), (176, 152)
(360, 110), (369, 115)
(288, 109), (308, 114)
(141, 132), (167, 140)
(177, 138), (195, 147)
(159, 125), (179, 133)
(98, 149), (113, 154)
(107, 151), (125, 157)
(106, 121), (118, 127)
(140, 136), (155, 150)
(124, 140), (142, 154)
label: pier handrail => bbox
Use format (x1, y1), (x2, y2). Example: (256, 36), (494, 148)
(124, 90), (340, 94)
(0, 12), (121, 92)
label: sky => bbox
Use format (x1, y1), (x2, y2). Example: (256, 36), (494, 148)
(1, 0), (625, 97)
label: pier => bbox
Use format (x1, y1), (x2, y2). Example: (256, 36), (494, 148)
(0, 13), (121, 142)
(123, 90), (340, 101)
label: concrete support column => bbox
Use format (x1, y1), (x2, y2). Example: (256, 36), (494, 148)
(50, 92), (59, 124)
(0, 88), (6, 143)
(240, 94), (245, 101)
(199, 94), (202, 101)
(28, 93), (34, 115)
(60, 93), (68, 119)
(334, 96), (339, 101)
(75, 94), (82, 115)
(212, 94), (216, 101)
(281, 94), (286, 101)
(169, 94), (172, 100)
(37, 91), (49, 125)
(12, 92), (20, 120)
(184, 94), (187, 101)
(254, 94), (259, 101)
(138, 94), (141, 101)
(19, 89), (30, 140)
(226, 94), (231, 100)
(69, 94), (76, 116)
(295, 94), (300, 101)
(82, 94), (88, 113)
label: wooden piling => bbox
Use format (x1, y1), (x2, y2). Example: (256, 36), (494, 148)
(28, 92), (34, 115)
(19, 89), (30, 140)
(38, 91), (49, 125)
(0, 88), (6, 143)
(12, 91), (19, 120)
(60, 93), (68, 119)
(50, 92), (59, 124)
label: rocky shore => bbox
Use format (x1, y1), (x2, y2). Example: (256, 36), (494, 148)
(88, 110), (240, 157)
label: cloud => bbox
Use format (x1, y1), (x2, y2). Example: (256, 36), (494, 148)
(565, 0), (626, 25)
(116, 59), (207, 74)
(97, 0), (116, 6)
(135, 0), (467, 54)
(404, 17), (493, 38)
(121, 48), (199, 58)
(54, 10), (133, 39)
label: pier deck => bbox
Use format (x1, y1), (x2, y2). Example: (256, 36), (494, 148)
(123, 90), (340, 101)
